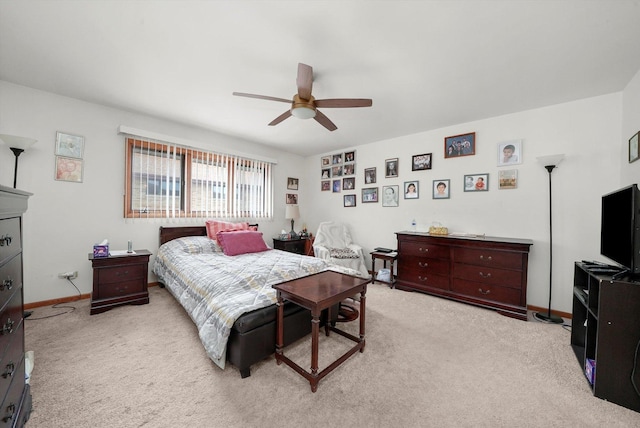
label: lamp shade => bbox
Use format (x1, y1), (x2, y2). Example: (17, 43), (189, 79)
(285, 205), (300, 220)
(537, 154), (565, 168)
(0, 134), (37, 151)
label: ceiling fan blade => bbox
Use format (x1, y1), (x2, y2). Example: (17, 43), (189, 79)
(315, 98), (373, 108)
(314, 110), (337, 131)
(268, 110), (292, 126)
(233, 92), (292, 104)
(296, 63), (313, 100)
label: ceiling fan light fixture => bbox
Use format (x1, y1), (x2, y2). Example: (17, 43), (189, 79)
(291, 95), (316, 119)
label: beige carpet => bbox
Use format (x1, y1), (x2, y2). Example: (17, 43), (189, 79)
(24, 284), (640, 427)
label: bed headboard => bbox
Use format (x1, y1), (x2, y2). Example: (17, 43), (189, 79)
(159, 224), (259, 246)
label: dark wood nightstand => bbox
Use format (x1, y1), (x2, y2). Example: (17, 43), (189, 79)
(88, 249), (152, 315)
(273, 237), (307, 255)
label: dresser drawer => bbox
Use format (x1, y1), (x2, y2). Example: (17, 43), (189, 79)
(0, 356), (25, 428)
(452, 263), (522, 289)
(0, 289), (22, 365)
(451, 278), (521, 306)
(398, 240), (449, 259)
(398, 256), (449, 275)
(0, 321), (23, 398)
(397, 270), (449, 290)
(97, 263), (145, 285)
(453, 247), (523, 270)
(0, 218), (21, 266)
(0, 255), (21, 310)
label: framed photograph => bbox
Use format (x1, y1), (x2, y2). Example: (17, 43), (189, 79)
(433, 179), (450, 199)
(630, 131), (639, 163)
(412, 153), (432, 171)
(321, 156), (331, 167)
(342, 177), (355, 190)
(362, 187), (378, 203)
(464, 173), (489, 192)
(55, 156), (83, 183)
(332, 179), (341, 193)
(344, 151), (356, 163)
(404, 181), (419, 199)
(499, 169), (518, 189)
(321, 168), (331, 179)
(332, 153), (343, 164)
(343, 163), (355, 176)
(321, 180), (331, 191)
(364, 167), (377, 184)
(287, 177), (299, 190)
(332, 166), (343, 177)
(343, 194), (356, 207)
(55, 131), (84, 159)
(382, 185), (399, 207)
(445, 132), (475, 158)
(498, 140), (523, 166)
(286, 193), (298, 204)
(385, 158), (398, 178)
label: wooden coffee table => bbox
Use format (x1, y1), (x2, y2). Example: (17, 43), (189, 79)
(273, 270), (369, 392)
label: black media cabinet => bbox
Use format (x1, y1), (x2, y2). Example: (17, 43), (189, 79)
(571, 262), (640, 412)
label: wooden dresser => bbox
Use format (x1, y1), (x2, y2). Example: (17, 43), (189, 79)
(396, 232), (533, 320)
(0, 185), (32, 427)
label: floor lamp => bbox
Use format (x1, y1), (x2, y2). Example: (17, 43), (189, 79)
(534, 154), (565, 324)
(0, 134), (37, 188)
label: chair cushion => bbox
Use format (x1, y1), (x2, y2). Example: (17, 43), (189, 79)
(329, 247), (359, 259)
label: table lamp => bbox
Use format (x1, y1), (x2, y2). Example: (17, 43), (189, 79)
(285, 205), (300, 238)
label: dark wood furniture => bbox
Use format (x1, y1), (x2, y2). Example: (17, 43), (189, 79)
(395, 232), (533, 320)
(274, 270), (369, 392)
(88, 250), (151, 315)
(571, 262), (640, 412)
(272, 237), (306, 255)
(370, 250), (397, 287)
(0, 185), (32, 427)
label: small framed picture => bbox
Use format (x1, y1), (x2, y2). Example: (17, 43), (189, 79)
(321, 168), (331, 179)
(433, 179), (450, 199)
(343, 163), (355, 176)
(345, 151), (356, 162)
(382, 185), (399, 207)
(404, 181), (419, 199)
(332, 153), (343, 164)
(332, 166), (343, 177)
(332, 179), (341, 193)
(445, 132), (475, 158)
(286, 193), (298, 204)
(498, 140), (523, 166)
(343, 177), (355, 190)
(464, 173), (489, 192)
(344, 194), (356, 207)
(412, 153), (432, 171)
(499, 169), (518, 189)
(385, 158), (398, 178)
(362, 187), (378, 203)
(321, 180), (331, 191)
(55, 156), (83, 183)
(55, 131), (84, 159)
(364, 167), (377, 184)
(630, 131), (639, 163)
(287, 177), (299, 190)
(321, 156), (331, 167)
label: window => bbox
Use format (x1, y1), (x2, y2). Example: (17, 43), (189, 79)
(124, 137), (273, 219)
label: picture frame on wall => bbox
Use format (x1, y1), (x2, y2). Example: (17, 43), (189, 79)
(433, 179), (450, 199)
(332, 179), (341, 193)
(499, 169), (518, 189)
(344, 194), (356, 207)
(403, 181), (418, 199)
(343, 163), (355, 176)
(497, 140), (523, 166)
(287, 177), (299, 190)
(332, 153), (343, 164)
(385, 158), (398, 178)
(411, 153), (432, 171)
(362, 187), (378, 203)
(321, 156), (331, 167)
(382, 185), (399, 207)
(464, 173), (489, 192)
(55, 131), (84, 159)
(286, 193), (298, 204)
(321, 180), (331, 191)
(445, 132), (475, 158)
(321, 168), (331, 179)
(343, 177), (355, 190)
(55, 156), (83, 183)
(630, 131), (639, 163)
(364, 167), (376, 184)
(344, 151), (356, 162)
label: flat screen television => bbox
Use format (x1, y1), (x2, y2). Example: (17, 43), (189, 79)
(600, 184), (640, 276)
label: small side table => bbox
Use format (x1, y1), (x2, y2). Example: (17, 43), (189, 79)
(88, 249), (151, 315)
(370, 250), (398, 288)
(272, 237), (306, 255)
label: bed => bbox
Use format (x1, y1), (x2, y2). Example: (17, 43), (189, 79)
(153, 225), (347, 378)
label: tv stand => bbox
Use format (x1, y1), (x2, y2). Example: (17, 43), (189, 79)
(571, 262), (640, 412)
(611, 268), (631, 281)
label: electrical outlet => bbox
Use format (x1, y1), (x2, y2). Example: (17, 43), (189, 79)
(58, 271), (78, 280)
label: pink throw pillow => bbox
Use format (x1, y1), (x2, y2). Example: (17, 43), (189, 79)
(216, 230), (269, 256)
(205, 220), (256, 240)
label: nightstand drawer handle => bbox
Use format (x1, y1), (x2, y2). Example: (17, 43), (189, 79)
(2, 403), (15, 423)
(1, 318), (14, 335)
(2, 362), (14, 379)
(479, 272), (492, 278)
(0, 235), (11, 246)
(418, 262), (428, 268)
(479, 255), (492, 261)
(418, 247), (429, 253)
(0, 278), (13, 291)
(115, 270), (129, 276)
(418, 275), (428, 282)
(478, 288), (491, 295)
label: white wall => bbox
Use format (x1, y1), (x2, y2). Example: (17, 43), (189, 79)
(302, 93), (625, 314)
(622, 67), (640, 184)
(0, 81), (306, 304)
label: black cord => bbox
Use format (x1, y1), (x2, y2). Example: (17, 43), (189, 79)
(632, 337), (640, 397)
(26, 278), (82, 320)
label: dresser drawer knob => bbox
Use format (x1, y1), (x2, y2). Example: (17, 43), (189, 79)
(2, 403), (15, 423)
(418, 262), (428, 268)
(478, 288), (491, 295)
(479, 255), (492, 261)
(479, 272), (492, 278)
(418, 247), (429, 253)
(418, 275), (428, 282)
(2, 362), (14, 379)
(0, 235), (11, 246)
(1, 318), (14, 335)
(0, 278), (13, 291)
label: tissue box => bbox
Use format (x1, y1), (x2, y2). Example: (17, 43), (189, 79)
(93, 244), (109, 258)
(585, 358), (596, 385)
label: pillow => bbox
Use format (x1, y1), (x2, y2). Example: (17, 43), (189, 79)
(329, 247), (359, 259)
(205, 220), (257, 240)
(175, 236), (221, 254)
(216, 230), (270, 256)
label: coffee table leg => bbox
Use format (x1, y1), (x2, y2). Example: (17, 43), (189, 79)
(276, 292), (283, 365)
(310, 311), (320, 392)
(359, 288), (366, 352)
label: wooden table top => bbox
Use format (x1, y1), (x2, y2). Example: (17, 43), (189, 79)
(273, 270), (369, 309)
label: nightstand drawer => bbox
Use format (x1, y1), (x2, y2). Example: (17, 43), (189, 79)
(97, 279), (146, 299)
(97, 263), (145, 284)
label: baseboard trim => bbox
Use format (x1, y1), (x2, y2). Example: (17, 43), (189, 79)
(24, 282), (161, 310)
(526, 304), (572, 320)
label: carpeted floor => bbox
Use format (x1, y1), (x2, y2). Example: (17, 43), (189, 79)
(24, 283), (640, 427)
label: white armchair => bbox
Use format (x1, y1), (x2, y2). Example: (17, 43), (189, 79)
(313, 221), (370, 279)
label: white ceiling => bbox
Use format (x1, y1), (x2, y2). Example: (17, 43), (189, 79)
(2, 1), (640, 157)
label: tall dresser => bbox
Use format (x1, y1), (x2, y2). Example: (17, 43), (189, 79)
(0, 185), (32, 427)
(396, 232), (533, 320)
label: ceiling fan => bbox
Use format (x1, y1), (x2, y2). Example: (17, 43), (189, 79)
(233, 63), (373, 131)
